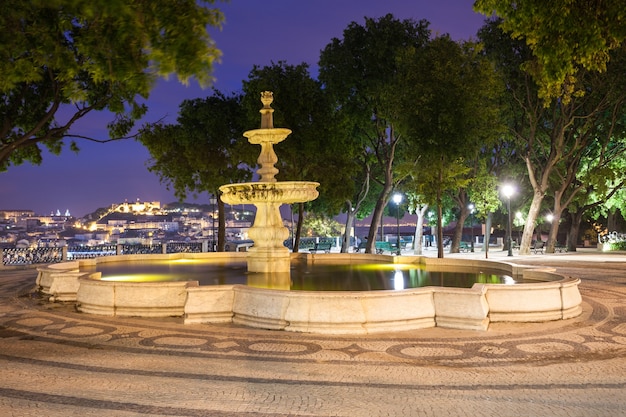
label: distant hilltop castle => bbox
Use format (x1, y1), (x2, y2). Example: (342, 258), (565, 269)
(112, 199), (162, 214)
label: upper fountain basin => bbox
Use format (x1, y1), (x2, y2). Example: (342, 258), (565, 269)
(244, 128), (292, 145)
(219, 181), (320, 205)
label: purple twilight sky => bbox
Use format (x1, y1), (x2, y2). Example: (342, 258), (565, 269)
(0, 0), (487, 217)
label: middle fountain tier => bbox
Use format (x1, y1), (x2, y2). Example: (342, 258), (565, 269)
(219, 91), (319, 273)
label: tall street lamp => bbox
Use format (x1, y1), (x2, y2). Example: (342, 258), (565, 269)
(502, 184), (515, 256)
(468, 203), (475, 253)
(209, 195), (217, 252)
(393, 193), (403, 255)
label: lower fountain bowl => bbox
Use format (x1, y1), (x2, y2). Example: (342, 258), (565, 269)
(219, 181), (320, 205)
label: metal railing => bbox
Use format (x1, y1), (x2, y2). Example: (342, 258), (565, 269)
(2, 247), (64, 265)
(2, 241), (205, 266)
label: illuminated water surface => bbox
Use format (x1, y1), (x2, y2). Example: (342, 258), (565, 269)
(85, 258), (525, 291)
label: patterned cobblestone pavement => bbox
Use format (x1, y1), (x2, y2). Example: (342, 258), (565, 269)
(1, 251), (626, 416)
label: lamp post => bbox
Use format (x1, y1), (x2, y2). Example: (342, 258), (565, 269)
(209, 195), (217, 252)
(468, 203), (475, 252)
(502, 184), (515, 256)
(428, 211), (434, 247)
(393, 193), (403, 255)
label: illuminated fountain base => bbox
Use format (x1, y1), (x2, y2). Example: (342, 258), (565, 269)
(37, 252), (583, 335)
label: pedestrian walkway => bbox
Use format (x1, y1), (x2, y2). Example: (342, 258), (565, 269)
(1, 250), (626, 416)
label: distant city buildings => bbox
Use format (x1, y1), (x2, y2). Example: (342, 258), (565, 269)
(0, 199), (254, 249)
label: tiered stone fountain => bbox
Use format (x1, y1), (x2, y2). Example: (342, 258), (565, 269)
(219, 92), (319, 273)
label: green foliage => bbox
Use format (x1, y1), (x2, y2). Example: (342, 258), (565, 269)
(1, 0), (223, 170)
(319, 14), (430, 119)
(467, 163), (501, 221)
(394, 36), (504, 228)
(137, 90), (252, 200)
(605, 241), (626, 251)
(474, 0), (626, 103)
(301, 213), (343, 237)
(403, 191), (429, 215)
(396, 36), (504, 156)
(318, 14), (431, 185)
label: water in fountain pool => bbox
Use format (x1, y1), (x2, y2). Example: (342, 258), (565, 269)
(83, 258), (522, 291)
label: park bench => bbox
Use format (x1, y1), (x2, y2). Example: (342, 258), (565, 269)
(459, 242), (471, 252)
(309, 242), (332, 253)
(555, 243), (568, 253)
(531, 241), (545, 254)
(375, 241), (394, 254)
(354, 241), (398, 254)
(354, 241), (368, 252)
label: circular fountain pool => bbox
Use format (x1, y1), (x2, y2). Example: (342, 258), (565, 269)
(36, 252), (583, 335)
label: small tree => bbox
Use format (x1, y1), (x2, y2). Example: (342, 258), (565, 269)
(467, 163), (501, 257)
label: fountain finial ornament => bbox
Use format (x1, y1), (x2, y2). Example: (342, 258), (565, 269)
(260, 91), (274, 129)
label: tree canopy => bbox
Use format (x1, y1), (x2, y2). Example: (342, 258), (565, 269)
(0, 0), (223, 171)
(474, 0), (626, 102)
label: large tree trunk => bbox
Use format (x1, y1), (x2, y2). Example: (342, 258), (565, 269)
(341, 206), (356, 253)
(483, 212), (493, 258)
(293, 202), (305, 252)
(546, 214), (561, 253)
(366, 187), (392, 253)
(450, 205), (470, 253)
(567, 209), (584, 252)
(520, 190), (545, 255)
(450, 190), (471, 253)
(608, 210), (619, 232)
(545, 189), (566, 254)
(365, 125), (401, 254)
(413, 205), (428, 255)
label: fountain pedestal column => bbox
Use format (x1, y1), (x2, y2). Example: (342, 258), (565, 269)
(247, 200), (290, 273)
